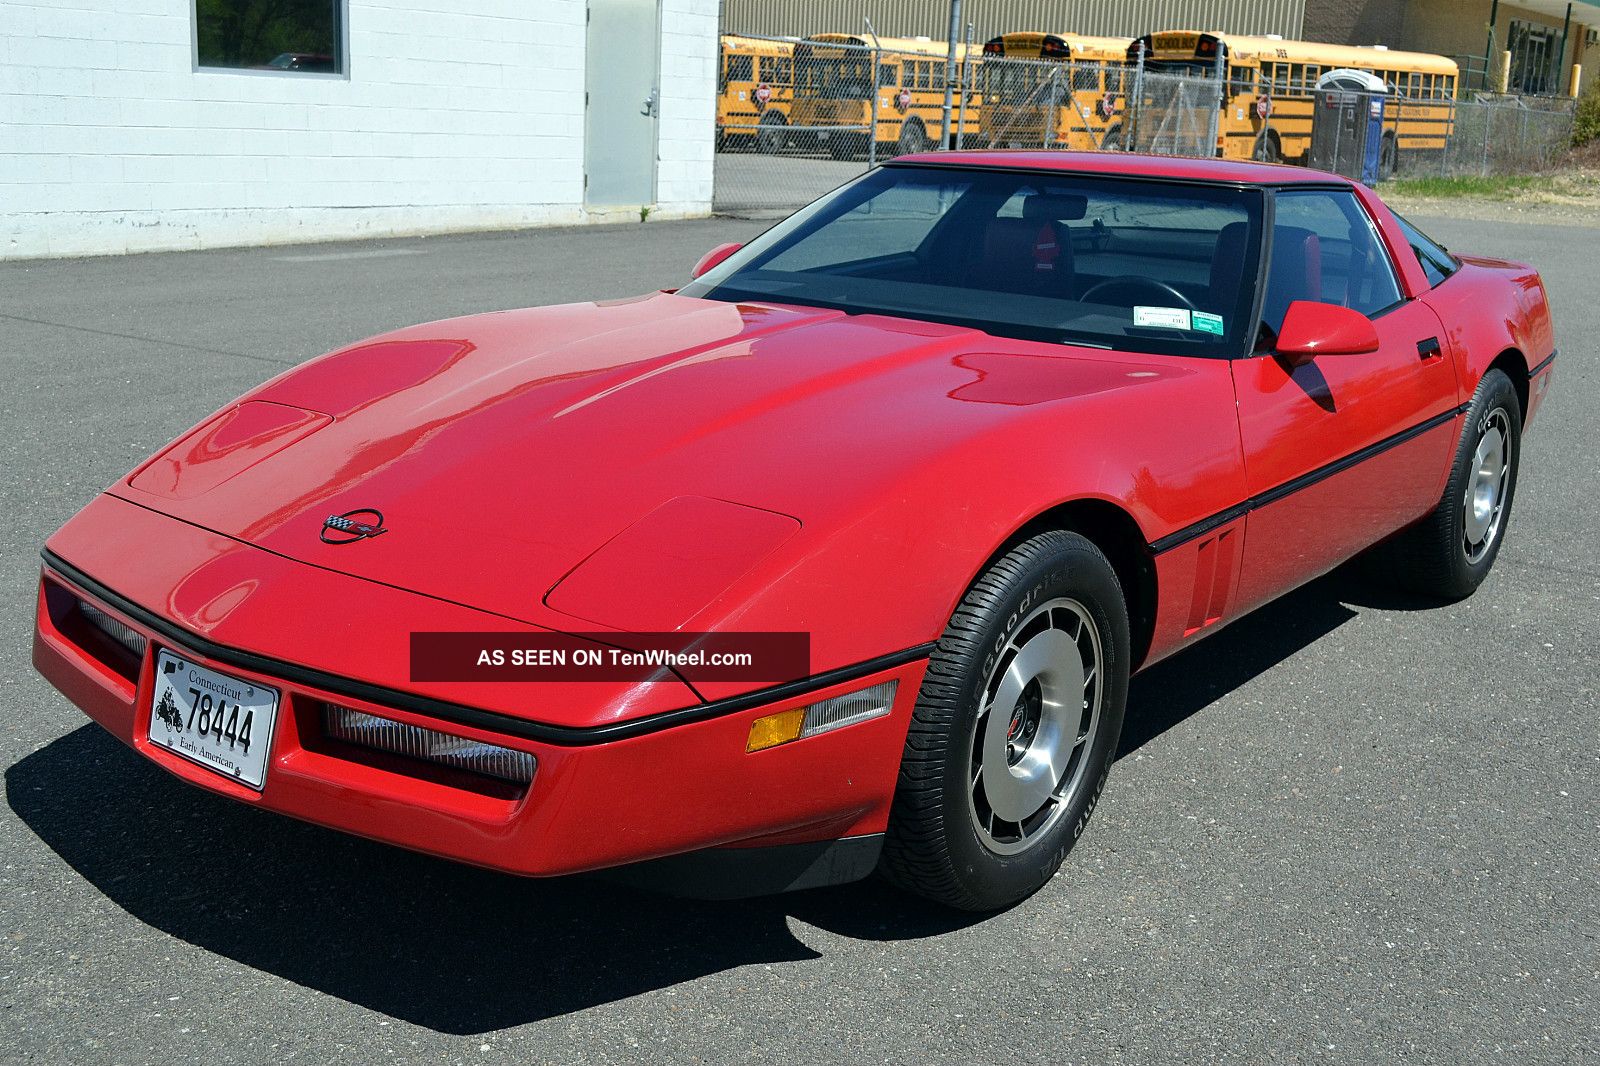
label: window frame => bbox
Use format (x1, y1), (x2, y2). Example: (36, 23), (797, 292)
(191, 0), (350, 80)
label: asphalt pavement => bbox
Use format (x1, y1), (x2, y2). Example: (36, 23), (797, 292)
(1, 207), (1595, 1065)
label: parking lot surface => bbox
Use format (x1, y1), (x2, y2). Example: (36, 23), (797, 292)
(1, 208), (1595, 1065)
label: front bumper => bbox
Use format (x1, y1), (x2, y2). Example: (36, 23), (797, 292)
(33, 497), (927, 882)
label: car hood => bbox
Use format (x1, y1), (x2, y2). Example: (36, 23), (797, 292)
(112, 291), (1180, 635)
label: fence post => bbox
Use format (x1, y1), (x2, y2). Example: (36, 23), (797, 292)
(1129, 43), (1145, 151)
(1441, 103), (1452, 176)
(940, 0), (962, 149)
(1481, 103), (1491, 176)
(1212, 46), (1225, 157)
(955, 20), (973, 149)
(1519, 106), (1529, 170)
(868, 46), (879, 168)
(1046, 70), (1060, 148)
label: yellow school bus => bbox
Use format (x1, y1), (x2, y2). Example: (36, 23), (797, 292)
(1128, 31), (1458, 173)
(790, 34), (982, 159)
(717, 35), (796, 153)
(978, 33), (1133, 150)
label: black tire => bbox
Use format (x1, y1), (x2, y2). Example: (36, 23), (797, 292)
(1370, 368), (1522, 600)
(1254, 130), (1282, 163)
(1380, 133), (1398, 179)
(1100, 125), (1123, 152)
(880, 531), (1130, 911)
(756, 114), (788, 154)
(896, 119), (928, 156)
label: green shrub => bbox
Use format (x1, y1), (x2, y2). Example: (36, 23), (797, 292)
(1575, 84), (1600, 147)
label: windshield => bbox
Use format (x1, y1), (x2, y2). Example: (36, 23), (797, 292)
(681, 165), (1265, 358)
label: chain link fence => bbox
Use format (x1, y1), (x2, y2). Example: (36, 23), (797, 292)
(712, 35), (1579, 212)
(1398, 95), (1577, 178)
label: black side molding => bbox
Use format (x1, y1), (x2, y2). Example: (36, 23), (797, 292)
(1529, 349), (1557, 377)
(39, 548), (934, 747)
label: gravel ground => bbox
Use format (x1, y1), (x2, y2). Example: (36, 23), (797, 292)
(0, 207), (1595, 1066)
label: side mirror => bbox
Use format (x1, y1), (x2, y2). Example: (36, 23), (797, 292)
(1275, 300), (1380, 366)
(690, 242), (743, 280)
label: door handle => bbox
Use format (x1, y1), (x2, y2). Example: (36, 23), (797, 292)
(641, 88), (659, 117)
(1416, 337), (1443, 360)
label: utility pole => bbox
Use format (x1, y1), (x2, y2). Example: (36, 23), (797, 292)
(941, 0), (963, 148)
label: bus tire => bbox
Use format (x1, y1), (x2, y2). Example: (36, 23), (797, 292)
(756, 112), (789, 154)
(1100, 125), (1124, 151)
(1380, 133), (1398, 178)
(1253, 131), (1282, 163)
(896, 118), (930, 156)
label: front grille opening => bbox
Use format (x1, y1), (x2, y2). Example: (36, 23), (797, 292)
(313, 702), (536, 800)
(43, 580), (145, 685)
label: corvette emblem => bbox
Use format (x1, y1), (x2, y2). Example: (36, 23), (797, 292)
(320, 509), (387, 544)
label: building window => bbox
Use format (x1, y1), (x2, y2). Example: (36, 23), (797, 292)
(194, 0), (345, 74)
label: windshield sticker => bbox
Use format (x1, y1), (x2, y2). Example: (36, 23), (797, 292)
(1192, 311), (1226, 336)
(1132, 306), (1191, 331)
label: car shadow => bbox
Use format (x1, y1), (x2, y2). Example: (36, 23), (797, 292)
(8, 566), (1393, 1034)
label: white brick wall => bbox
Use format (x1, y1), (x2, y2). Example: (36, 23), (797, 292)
(655, 0), (717, 215)
(1, 0), (715, 258)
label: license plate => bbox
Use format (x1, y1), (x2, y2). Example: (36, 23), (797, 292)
(148, 650), (279, 790)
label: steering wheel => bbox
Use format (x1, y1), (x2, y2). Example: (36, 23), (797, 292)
(1080, 275), (1197, 312)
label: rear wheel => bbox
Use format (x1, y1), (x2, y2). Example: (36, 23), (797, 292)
(880, 531), (1130, 911)
(1380, 133), (1399, 178)
(1368, 368), (1522, 599)
(756, 112), (788, 154)
(896, 119), (929, 156)
(1100, 125), (1124, 151)
(1253, 130), (1282, 163)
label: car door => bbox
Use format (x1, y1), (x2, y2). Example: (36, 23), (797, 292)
(1230, 186), (1459, 616)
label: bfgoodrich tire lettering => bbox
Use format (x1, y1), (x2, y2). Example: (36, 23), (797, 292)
(880, 531), (1129, 911)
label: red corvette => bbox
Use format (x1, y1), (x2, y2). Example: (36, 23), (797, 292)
(34, 153), (1555, 910)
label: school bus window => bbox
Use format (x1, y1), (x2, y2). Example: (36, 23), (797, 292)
(726, 54), (752, 84)
(1072, 63), (1098, 92)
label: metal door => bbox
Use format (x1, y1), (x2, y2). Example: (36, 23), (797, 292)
(585, 0), (659, 207)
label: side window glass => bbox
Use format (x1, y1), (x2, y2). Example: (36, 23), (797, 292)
(1393, 212), (1459, 288)
(1262, 189), (1404, 338)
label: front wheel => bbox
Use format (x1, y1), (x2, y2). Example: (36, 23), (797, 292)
(1369, 368), (1522, 599)
(880, 531), (1130, 911)
(1253, 130), (1282, 163)
(756, 113), (788, 154)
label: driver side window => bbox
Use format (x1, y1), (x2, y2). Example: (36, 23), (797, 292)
(1261, 189), (1403, 339)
